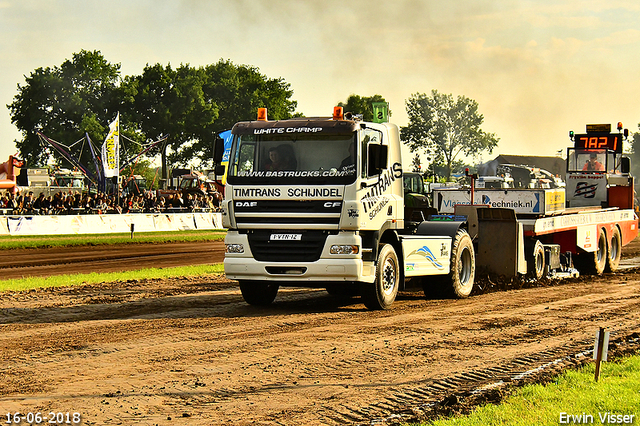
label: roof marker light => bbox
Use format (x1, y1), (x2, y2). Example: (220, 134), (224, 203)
(618, 122), (623, 131)
(333, 106), (343, 121)
(257, 108), (268, 121)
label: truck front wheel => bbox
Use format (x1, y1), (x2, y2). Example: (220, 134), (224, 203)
(239, 280), (279, 306)
(362, 244), (400, 310)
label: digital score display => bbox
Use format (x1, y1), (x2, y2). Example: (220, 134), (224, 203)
(574, 133), (622, 153)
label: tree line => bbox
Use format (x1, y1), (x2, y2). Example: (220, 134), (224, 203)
(8, 50), (498, 181)
(8, 50), (297, 176)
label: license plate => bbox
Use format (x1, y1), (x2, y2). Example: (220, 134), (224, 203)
(270, 233), (302, 241)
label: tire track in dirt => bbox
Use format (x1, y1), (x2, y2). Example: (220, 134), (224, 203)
(1, 240), (640, 424)
(1, 272), (640, 425)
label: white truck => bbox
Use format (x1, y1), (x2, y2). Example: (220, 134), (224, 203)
(214, 107), (475, 309)
(214, 111), (638, 309)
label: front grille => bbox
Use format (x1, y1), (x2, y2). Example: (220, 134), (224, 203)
(246, 230), (330, 262)
(234, 200), (342, 228)
(235, 200), (341, 213)
(235, 215), (339, 226)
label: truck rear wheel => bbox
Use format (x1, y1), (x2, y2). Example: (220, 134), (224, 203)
(239, 280), (279, 306)
(362, 244), (399, 310)
(421, 231), (475, 299)
(577, 227), (607, 275)
(606, 226), (622, 272)
(448, 230), (475, 298)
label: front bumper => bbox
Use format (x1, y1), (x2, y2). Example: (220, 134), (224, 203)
(223, 230), (376, 284)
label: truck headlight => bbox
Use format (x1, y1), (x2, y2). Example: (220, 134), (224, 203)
(330, 245), (359, 255)
(225, 244), (245, 254)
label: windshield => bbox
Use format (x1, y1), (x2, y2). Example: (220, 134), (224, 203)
(403, 174), (424, 194)
(180, 179), (195, 189)
(567, 148), (618, 173)
(227, 133), (357, 184)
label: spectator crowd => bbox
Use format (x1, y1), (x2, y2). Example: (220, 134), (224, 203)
(0, 189), (223, 215)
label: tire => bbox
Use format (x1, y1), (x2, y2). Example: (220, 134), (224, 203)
(527, 240), (546, 280)
(362, 244), (400, 310)
(239, 280), (279, 306)
(448, 230), (475, 298)
(577, 227), (607, 275)
(606, 226), (622, 272)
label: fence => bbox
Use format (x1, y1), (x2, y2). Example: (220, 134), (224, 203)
(0, 212), (224, 236)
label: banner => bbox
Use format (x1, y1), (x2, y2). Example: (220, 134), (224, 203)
(219, 130), (233, 185)
(0, 212), (224, 236)
(102, 113), (120, 178)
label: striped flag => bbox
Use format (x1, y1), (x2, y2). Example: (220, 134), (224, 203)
(102, 113), (120, 178)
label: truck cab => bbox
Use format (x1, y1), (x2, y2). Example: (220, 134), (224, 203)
(216, 107), (474, 309)
(565, 123), (633, 209)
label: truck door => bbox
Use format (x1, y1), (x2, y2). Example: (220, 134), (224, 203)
(357, 126), (403, 231)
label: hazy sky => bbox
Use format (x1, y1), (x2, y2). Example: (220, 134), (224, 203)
(1, 0), (639, 167)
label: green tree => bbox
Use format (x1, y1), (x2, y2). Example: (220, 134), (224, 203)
(8, 50), (124, 168)
(420, 151), (469, 183)
(628, 124), (640, 179)
(124, 63), (218, 180)
(10, 53), (299, 184)
(410, 153), (422, 172)
(337, 94), (388, 121)
(126, 59), (298, 179)
(401, 90), (499, 180)
(121, 159), (161, 190)
(200, 59), (298, 159)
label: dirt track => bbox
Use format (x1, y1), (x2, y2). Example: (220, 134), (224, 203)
(1, 240), (640, 425)
(0, 241), (225, 279)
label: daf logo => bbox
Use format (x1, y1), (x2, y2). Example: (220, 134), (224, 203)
(324, 202), (342, 208)
(236, 201), (258, 208)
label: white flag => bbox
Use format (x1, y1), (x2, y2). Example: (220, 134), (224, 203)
(102, 113), (120, 178)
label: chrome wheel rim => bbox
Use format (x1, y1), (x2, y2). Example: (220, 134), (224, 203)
(381, 257), (397, 295)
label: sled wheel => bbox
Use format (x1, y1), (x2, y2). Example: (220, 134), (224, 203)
(362, 244), (399, 310)
(239, 280), (279, 306)
(527, 240), (546, 280)
(578, 228), (607, 275)
(606, 227), (622, 272)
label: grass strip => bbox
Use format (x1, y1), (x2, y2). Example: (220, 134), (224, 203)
(0, 230), (226, 249)
(417, 355), (640, 426)
(0, 264), (225, 292)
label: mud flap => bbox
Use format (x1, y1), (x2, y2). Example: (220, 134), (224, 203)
(477, 208), (527, 277)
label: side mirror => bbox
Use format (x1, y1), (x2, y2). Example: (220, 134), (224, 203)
(621, 157), (630, 174)
(213, 138), (224, 163)
(214, 164), (226, 175)
(368, 144), (388, 176)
